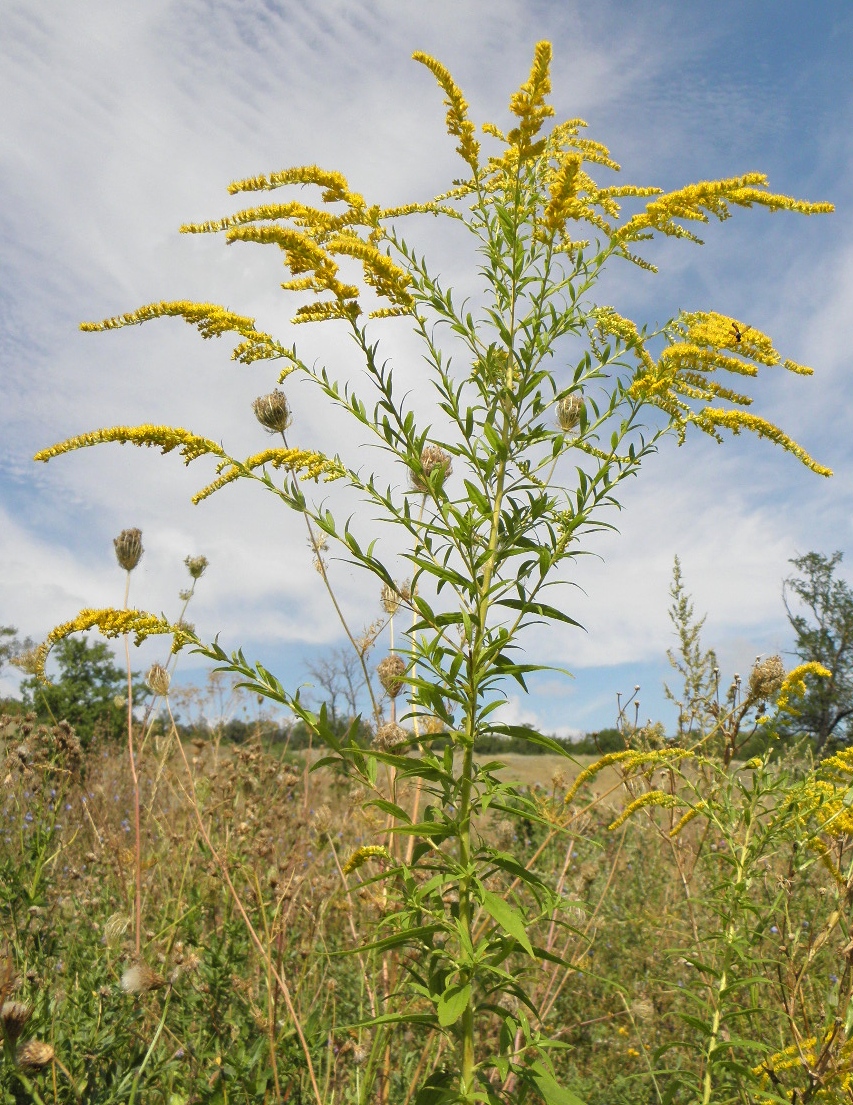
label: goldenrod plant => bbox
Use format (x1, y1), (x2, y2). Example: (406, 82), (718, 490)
(32, 43), (833, 1105)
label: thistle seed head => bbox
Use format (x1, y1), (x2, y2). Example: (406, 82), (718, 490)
(556, 394), (584, 433)
(410, 445), (452, 493)
(184, 555), (209, 580)
(17, 1039), (54, 1069)
(252, 390), (291, 433)
(120, 961), (166, 994)
(146, 663), (171, 697)
(113, 528), (143, 572)
(748, 655), (785, 702)
(1, 1001), (32, 1046)
(376, 655), (406, 698)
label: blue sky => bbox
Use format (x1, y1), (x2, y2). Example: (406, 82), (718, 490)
(2, 0), (851, 736)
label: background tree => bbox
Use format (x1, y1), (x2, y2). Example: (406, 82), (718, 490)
(781, 551), (853, 754)
(20, 635), (143, 746)
(305, 644), (367, 727)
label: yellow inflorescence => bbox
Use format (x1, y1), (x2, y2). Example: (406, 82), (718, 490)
(563, 748), (692, 805)
(776, 662), (832, 713)
(34, 608), (194, 683)
(506, 40), (555, 161)
(34, 425), (227, 466)
(342, 845), (391, 876)
(669, 801), (707, 837)
(608, 790), (679, 831)
(412, 52), (480, 171)
(192, 447), (345, 504)
(81, 301), (295, 366)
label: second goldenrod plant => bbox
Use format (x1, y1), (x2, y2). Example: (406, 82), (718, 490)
(33, 42), (832, 1105)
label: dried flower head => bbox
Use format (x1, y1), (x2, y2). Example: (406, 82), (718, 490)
(10, 648), (41, 677)
(421, 715), (445, 736)
(380, 582), (402, 616)
(17, 1039), (54, 1069)
(252, 390), (292, 433)
(311, 804), (333, 835)
(556, 394), (584, 433)
(103, 913), (131, 948)
(373, 722), (407, 751)
(146, 663), (171, 696)
(410, 445), (452, 492)
(121, 961), (166, 995)
(184, 554), (209, 579)
(748, 655), (786, 702)
(377, 655), (406, 698)
(1, 1001), (32, 1046)
(113, 528), (143, 572)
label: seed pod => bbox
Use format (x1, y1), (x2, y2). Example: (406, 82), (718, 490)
(410, 445), (452, 493)
(113, 528), (143, 571)
(252, 390), (291, 433)
(376, 655), (406, 698)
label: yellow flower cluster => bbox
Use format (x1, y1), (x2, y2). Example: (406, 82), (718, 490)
(412, 52), (479, 171)
(33, 608), (193, 683)
(754, 1034), (853, 1103)
(342, 845), (391, 876)
(776, 662), (832, 713)
(505, 40), (555, 162)
(563, 747), (691, 805)
(81, 301), (296, 367)
(192, 447), (345, 504)
(34, 425), (227, 466)
(621, 310), (831, 474)
(608, 790), (679, 831)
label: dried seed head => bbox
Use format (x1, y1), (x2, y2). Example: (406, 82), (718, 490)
(380, 582), (403, 616)
(311, 804), (333, 835)
(113, 528), (143, 572)
(421, 715), (445, 736)
(252, 390), (292, 433)
(376, 655), (406, 698)
(184, 555), (209, 580)
(351, 1042), (369, 1066)
(748, 655), (785, 702)
(103, 913), (131, 949)
(630, 999), (655, 1021)
(411, 445), (452, 493)
(373, 722), (407, 751)
(146, 664), (171, 697)
(120, 961), (166, 994)
(17, 1039), (54, 1069)
(1, 1001), (32, 1046)
(556, 395), (584, 433)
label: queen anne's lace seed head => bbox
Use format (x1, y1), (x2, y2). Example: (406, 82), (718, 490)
(146, 664), (171, 697)
(184, 555), (208, 580)
(748, 655), (786, 702)
(252, 390), (292, 433)
(114, 528), (143, 572)
(377, 655), (406, 698)
(557, 394), (584, 433)
(411, 445), (452, 493)
(373, 722), (407, 751)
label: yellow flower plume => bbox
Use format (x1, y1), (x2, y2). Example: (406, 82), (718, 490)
(33, 609), (194, 683)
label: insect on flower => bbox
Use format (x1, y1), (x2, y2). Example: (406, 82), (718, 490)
(730, 321), (750, 345)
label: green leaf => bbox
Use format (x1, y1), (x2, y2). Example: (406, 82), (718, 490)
(480, 890), (534, 956)
(437, 982), (471, 1026)
(528, 1061), (586, 1105)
